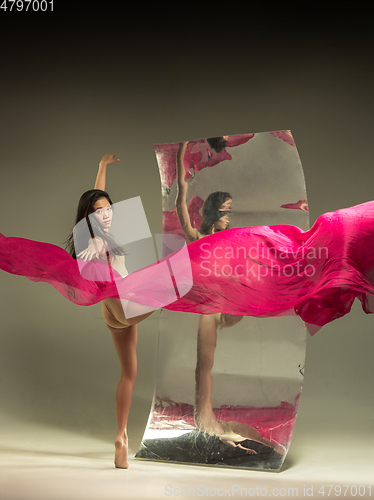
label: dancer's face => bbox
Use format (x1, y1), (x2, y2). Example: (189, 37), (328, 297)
(92, 197), (113, 231)
(214, 197), (232, 231)
(214, 213), (230, 231)
(219, 198), (232, 211)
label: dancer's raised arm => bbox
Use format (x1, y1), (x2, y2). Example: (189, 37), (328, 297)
(175, 142), (200, 242)
(94, 153), (120, 190)
(73, 154), (119, 261)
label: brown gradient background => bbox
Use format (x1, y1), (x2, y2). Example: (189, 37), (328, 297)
(0, 1), (373, 487)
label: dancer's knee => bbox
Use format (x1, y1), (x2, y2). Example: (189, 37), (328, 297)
(120, 368), (137, 386)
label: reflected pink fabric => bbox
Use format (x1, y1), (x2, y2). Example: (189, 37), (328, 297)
(269, 130), (295, 147)
(281, 199), (309, 211)
(1, 201), (374, 335)
(155, 140), (232, 187)
(155, 134), (254, 187)
(151, 398), (300, 446)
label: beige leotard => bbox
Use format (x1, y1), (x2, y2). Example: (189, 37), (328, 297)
(97, 243), (132, 331)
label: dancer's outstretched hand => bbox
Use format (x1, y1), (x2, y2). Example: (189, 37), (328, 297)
(99, 153), (120, 167)
(77, 238), (103, 261)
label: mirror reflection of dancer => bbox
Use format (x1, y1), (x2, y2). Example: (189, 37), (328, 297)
(176, 141), (285, 455)
(66, 153), (153, 469)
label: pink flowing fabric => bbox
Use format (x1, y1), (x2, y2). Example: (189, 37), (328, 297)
(1, 201), (374, 335)
(0, 236), (120, 305)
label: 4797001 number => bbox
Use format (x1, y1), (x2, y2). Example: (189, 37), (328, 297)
(1, 0), (53, 11)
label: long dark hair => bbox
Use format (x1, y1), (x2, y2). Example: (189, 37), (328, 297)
(199, 191), (232, 236)
(66, 189), (124, 259)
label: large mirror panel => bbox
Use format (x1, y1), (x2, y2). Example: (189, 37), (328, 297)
(136, 131), (309, 470)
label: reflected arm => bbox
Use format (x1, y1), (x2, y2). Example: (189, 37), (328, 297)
(175, 142), (200, 242)
(94, 153), (120, 190)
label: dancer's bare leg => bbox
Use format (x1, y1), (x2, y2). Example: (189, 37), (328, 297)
(194, 314), (224, 435)
(107, 309), (153, 468)
(194, 314), (284, 455)
(109, 324), (138, 469)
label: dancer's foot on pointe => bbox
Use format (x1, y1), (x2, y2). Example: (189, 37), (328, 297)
(114, 436), (129, 469)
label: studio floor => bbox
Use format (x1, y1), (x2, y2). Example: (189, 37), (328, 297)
(1, 407), (373, 500)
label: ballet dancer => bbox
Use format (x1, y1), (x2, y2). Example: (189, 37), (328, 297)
(176, 141), (285, 455)
(66, 153), (153, 469)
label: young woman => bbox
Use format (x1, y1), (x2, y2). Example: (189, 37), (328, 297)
(66, 153), (153, 469)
